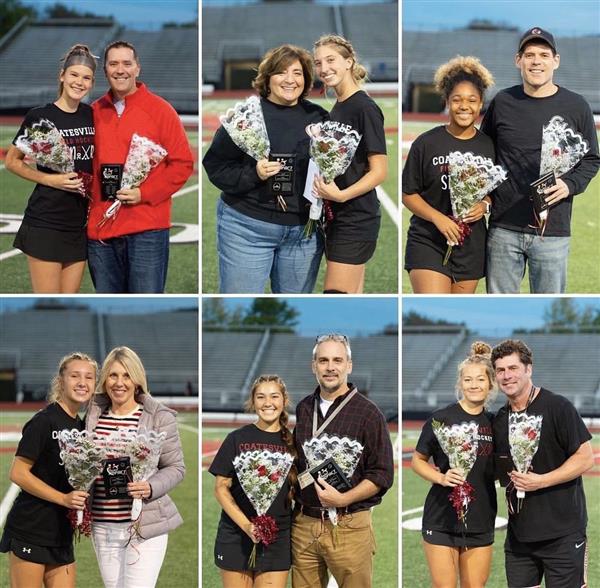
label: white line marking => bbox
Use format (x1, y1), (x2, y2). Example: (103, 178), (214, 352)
(178, 423), (199, 434)
(402, 506), (424, 517)
(0, 483), (21, 527)
(376, 186), (399, 227)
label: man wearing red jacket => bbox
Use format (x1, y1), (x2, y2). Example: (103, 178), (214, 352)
(87, 41), (194, 293)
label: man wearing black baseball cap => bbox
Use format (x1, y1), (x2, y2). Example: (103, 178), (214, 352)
(481, 26), (600, 294)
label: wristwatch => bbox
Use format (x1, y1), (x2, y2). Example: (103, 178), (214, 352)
(483, 200), (491, 214)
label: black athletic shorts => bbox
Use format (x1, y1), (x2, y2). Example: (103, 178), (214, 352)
(13, 223), (87, 263)
(422, 528), (494, 548)
(504, 529), (588, 588)
(325, 239), (377, 264)
(0, 532), (74, 565)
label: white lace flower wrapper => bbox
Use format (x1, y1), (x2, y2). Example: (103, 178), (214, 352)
(447, 151), (507, 219)
(15, 118), (74, 173)
(220, 96), (270, 161)
(233, 450), (293, 516)
(302, 434), (364, 525)
(431, 420), (479, 478)
(540, 116), (589, 177)
(58, 429), (105, 525)
(95, 429), (166, 520)
(508, 413), (543, 499)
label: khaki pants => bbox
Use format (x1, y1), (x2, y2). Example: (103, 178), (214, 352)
(291, 510), (376, 588)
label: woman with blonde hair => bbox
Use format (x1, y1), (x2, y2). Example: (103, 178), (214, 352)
(312, 34), (388, 293)
(5, 45), (96, 293)
(411, 342), (497, 587)
(210, 375), (296, 588)
(403, 56), (496, 293)
(0, 352), (97, 588)
(86, 346), (185, 588)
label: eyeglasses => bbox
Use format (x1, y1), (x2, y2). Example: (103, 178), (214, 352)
(315, 334), (349, 344)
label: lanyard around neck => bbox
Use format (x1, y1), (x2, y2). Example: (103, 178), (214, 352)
(312, 388), (357, 438)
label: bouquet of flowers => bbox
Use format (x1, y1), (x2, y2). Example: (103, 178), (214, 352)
(302, 434), (363, 525)
(96, 429), (166, 520)
(534, 115), (590, 232)
(15, 118), (92, 198)
(443, 151), (507, 265)
(431, 420), (479, 526)
(302, 122), (362, 237)
(233, 450), (293, 568)
(58, 429), (105, 536)
(97, 134), (168, 229)
(220, 96), (270, 161)
(508, 412), (543, 508)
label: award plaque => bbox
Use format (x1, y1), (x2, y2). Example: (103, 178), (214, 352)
(101, 164), (123, 201)
(494, 453), (513, 488)
(530, 170), (556, 216)
(102, 456), (133, 497)
(309, 458), (352, 492)
(268, 153), (296, 200)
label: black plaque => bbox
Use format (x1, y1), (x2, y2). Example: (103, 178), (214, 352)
(309, 458), (352, 492)
(101, 164), (123, 201)
(102, 456), (132, 497)
(268, 154), (296, 198)
(494, 453), (513, 488)
(530, 171), (556, 216)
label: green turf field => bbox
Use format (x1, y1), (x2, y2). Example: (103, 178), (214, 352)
(202, 97), (399, 294)
(0, 410), (198, 588)
(0, 124), (199, 294)
(401, 121), (600, 294)
(402, 426), (600, 586)
(202, 426), (398, 587)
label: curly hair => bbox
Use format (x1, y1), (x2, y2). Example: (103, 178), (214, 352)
(252, 45), (313, 100)
(455, 341), (497, 406)
(314, 34), (368, 85)
(491, 339), (533, 367)
(434, 55), (494, 101)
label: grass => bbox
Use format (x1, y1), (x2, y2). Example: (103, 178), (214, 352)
(201, 96), (399, 294)
(401, 426), (600, 586)
(0, 410), (198, 588)
(401, 122), (600, 294)
(0, 125), (199, 294)
(202, 426), (398, 587)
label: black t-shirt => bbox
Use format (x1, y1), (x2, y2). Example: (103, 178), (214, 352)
(481, 85), (600, 237)
(4, 403), (83, 546)
(493, 388), (591, 542)
(327, 90), (387, 241)
(13, 103), (95, 231)
(209, 424), (292, 537)
(403, 125), (494, 257)
(203, 98), (328, 225)
(416, 403), (496, 534)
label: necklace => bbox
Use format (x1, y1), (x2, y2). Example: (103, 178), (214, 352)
(509, 384), (536, 413)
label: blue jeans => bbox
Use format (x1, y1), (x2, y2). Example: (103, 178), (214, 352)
(88, 229), (169, 293)
(487, 226), (570, 293)
(217, 199), (323, 293)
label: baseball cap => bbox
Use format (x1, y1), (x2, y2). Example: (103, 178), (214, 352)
(518, 27), (557, 53)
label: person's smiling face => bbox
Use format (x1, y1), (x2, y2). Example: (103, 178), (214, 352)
(516, 42), (559, 92)
(105, 46), (140, 99)
(267, 59), (304, 106)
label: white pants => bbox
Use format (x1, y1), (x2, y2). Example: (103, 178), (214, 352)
(92, 522), (168, 588)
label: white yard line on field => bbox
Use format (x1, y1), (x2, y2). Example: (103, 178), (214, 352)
(0, 484), (21, 527)
(178, 423), (199, 434)
(402, 506), (424, 517)
(376, 186), (399, 227)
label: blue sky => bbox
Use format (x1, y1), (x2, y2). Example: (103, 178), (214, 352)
(403, 0), (600, 36)
(402, 297), (600, 336)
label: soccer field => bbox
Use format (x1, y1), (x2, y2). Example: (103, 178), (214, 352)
(202, 426), (399, 587)
(401, 426), (600, 586)
(201, 96), (399, 294)
(0, 410), (199, 588)
(0, 123), (199, 294)
(401, 121), (600, 294)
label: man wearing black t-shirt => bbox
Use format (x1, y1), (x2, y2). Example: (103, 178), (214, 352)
(491, 339), (593, 588)
(291, 334), (394, 588)
(481, 27), (600, 293)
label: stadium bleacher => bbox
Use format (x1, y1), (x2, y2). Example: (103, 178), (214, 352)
(0, 306), (198, 400)
(0, 19), (198, 112)
(402, 329), (600, 416)
(403, 30), (600, 112)
(202, 330), (398, 418)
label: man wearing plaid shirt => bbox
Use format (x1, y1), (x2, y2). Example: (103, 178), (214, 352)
(291, 334), (394, 588)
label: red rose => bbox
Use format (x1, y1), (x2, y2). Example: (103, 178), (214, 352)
(269, 472), (280, 482)
(462, 443), (471, 451)
(552, 148), (561, 157)
(257, 465), (268, 476)
(526, 429), (537, 440)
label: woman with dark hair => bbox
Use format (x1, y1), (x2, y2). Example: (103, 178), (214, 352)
(210, 375), (297, 588)
(411, 342), (497, 587)
(0, 352), (98, 588)
(402, 56), (495, 293)
(5, 45), (96, 293)
(203, 45), (328, 293)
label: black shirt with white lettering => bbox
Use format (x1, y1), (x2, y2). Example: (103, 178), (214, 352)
(4, 403), (83, 546)
(493, 388), (591, 542)
(416, 402), (496, 534)
(13, 103), (94, 231)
